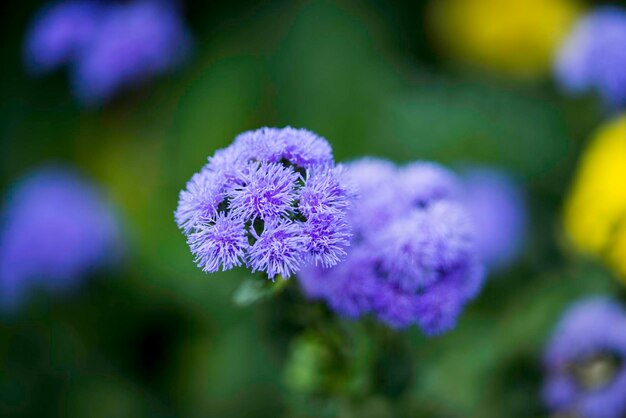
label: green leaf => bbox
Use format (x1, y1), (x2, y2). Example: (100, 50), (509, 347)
(232, 277), (289, 307)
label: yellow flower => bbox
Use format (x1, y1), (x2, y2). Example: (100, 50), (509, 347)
(564, 115), (626, 280)
(429, 0), (582, 78)
(609, 221), (626, 278)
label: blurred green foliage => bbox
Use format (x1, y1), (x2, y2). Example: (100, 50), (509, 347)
(1, 0), (625, 417)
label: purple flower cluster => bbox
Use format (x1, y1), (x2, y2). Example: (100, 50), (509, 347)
(0, 167), (120, 311)
(24, 0), (192, 105)
(298, 158), (485, 335)
(543, 298), (626, 418)
(175, 127), (352, 280)
(555, 7), (626, 109)
(461, 167), (526, 270)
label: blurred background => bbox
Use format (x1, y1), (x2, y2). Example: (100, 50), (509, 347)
(2, 0), (626, 417)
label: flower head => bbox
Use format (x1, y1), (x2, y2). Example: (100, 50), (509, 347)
(247, 220), (308, 280)
(229, 162), (299, 221)
(298, 166), (351, 218)
(298, 247), (381, 318)
(379, 202), (478, 293)
(297, 158), (485, 335)
(227, 127), (333, 168)
(555, 7), (626, 109)
(277, 127), (333, 168)
(0, 166), (120, 310)
(175, 127), (351, 279)
(303, 213), (352, 268)
(398, 162), (460, 206)
(175, 168), (224, 234)
(345, 158), (408, 236)
(543, 298), (626, 418)
(188, 212), (247, 273)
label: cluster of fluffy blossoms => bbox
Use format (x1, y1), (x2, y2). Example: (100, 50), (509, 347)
(176, 128), (487, 334)
(297, 158), (485, 335)
(175, 127), (353, 280)
(543, 298), (626, 418)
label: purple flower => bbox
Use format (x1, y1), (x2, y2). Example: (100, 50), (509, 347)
(461, 167), (527, 269)
(299, 247), (380, 318)
(298, 166), (351, 218)
(174, 168), (224, 234)
(0, 166), (120, 311)
(24, 0), (193, 105)
(175, 127), (352, 280)
(345, 158), (408, 237)
(302, 213), (351, 268)
(297, 158), (485, 335)
(24, 0), (103, 73)
(398, 162), (461, 207)
(379, 202), (478, 293)
(543, 298), (626, 418)
(188, 212), (247, 273)
(555, 7), (626, 109)
(229, 162), (299, 221)
(227, 127), (334, 168)
(72, 0), (193, 105)
(247, 220), (308, 279)
(276, 127), (334, 168)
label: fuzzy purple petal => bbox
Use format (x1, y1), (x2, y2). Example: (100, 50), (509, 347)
(175, 168), (225, 233)
(228, 162), (299, 222)
(188, 213), (247, 273)
(247, 220), (308, 280)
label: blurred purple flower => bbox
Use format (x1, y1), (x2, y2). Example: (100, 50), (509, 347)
(0, 167), (121, 311)
(398, 162), (461, 207)
(72, 0), (193, 105)
(380, 202), (478, 293)
(24, 0), (103, 73)
(24, 0), (193, 105)
(543, 298), (626, 418)
(461, 167), (527, 270)
(345, 158), (406, 237)
(298, 247), (380, 319)
(298, 158), (485, 336)
(555, 7), (626, 109)
(175, 127), (352, 280)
